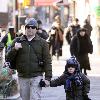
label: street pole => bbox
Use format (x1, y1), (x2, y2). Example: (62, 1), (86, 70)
(18, 0), (23, 31)
(73, 0), (76, 19)
(13, 0), (16, 31)
(18, 5), (20, 31)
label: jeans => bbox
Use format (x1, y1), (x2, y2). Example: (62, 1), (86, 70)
(18, 76), (43, 100)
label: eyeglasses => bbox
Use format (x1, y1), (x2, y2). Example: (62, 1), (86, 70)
(25, 26), (37, 29)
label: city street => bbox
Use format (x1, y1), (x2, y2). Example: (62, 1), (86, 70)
(0, 0), (100, 100)
(2, 27), (100, 100)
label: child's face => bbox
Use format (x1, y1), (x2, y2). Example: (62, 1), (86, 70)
(68, 67), (75, 74)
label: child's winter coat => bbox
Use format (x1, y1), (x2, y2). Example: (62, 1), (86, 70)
(50, 70), (90, 100)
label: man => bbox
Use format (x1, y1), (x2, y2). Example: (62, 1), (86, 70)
(6, 18), (52, 100)
(37, 20), (49, 40)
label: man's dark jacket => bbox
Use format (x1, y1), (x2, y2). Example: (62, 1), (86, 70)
(6, 34), (52, 80)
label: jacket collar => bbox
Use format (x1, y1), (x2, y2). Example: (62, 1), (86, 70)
(20, 34), (40, 41)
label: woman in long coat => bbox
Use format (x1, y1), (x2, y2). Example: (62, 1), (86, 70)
(70, 28), (93, 75)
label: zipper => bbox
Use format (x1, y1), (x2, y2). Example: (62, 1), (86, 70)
(27, 44), (30, 73)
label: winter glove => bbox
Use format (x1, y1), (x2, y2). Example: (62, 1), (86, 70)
(39, 79), (46, 87)
(44, 80), (50, 87)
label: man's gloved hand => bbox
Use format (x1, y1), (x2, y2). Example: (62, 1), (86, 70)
(44, 80), (50, 87)
(39, 79), (46, 87)
(39, 79), (50, 87)
(14, 42), (22, 50)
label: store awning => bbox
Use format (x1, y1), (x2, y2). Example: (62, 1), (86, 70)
(34, 0), (61, 6)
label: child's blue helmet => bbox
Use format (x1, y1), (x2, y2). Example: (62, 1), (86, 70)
(67, 56), (78, 66)
(65, 56), (80, 72)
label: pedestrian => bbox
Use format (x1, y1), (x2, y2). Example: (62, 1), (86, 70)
(48, 19), (64, 60)
(70, 18), (81, 37)
(50, 56), (91, 100)
(37, 20), (49, 40)
(65, 18), (80, 45)
(70, 28), (93, 75)
(65, 26), (73, 45)
(83, 19), (93, 37)
(6, 18), (52, 100)
(1, 26), (16, 53)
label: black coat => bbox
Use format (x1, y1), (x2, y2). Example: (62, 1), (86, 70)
(6, 35), (52, 79)
(70, 34), (93, 70)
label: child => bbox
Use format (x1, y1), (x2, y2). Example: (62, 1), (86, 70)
(50, 56), (91, 100)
